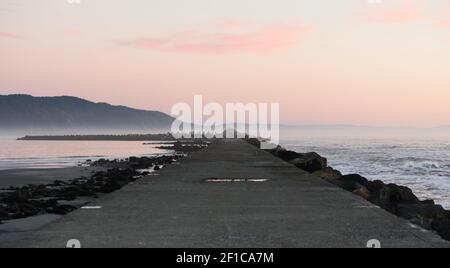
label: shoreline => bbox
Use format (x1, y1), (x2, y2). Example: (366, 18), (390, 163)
(0, 140), (209, 234)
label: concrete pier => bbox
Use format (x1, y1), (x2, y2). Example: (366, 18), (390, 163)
(2, 139), (449, 248)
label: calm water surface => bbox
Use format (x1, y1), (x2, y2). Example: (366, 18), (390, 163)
(0, 139), (171, 170)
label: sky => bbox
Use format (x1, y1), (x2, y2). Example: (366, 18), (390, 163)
(1, 0), (450, 127)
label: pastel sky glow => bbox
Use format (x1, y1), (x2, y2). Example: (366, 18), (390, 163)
(118, 23), (310, 54)
(1, 0), (450, 127)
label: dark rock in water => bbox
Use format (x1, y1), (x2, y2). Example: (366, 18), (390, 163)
(289, 152), (327, 173)
(432, 219), (450, 240)
(396, 204), (447, 229)
(154, 165), (161, 171)
(313, 167), (342, 181)
(332, 174), (369, 192)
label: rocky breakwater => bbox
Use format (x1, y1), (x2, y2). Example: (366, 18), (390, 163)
(156, 140), (211, 153)
(0, 141), (210, 224)
(246, 138), (450, 241)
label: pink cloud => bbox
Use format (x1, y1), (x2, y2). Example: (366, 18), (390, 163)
(433, 7), (450, 28)
(118, 23), (310, 54)
(363, 1), (425, 24)
(434, 18), (450, 28)
(362, 0), (429, 24)
(0, 31), (27, 40)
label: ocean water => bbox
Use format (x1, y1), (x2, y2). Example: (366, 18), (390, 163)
(282, 136), (450, 209)
(0, 139), (171, 170)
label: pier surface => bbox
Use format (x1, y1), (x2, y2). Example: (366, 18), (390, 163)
(2, 139), (449, 248)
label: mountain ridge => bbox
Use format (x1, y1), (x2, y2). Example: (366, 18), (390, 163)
(0, 94), (174, 134)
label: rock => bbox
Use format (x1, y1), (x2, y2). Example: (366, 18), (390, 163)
(52, 180), (67, 187)
(94, 158), (108, 166)
(246, 138), (261, 148)
(365, 180), (385, 192)
(129, 157), (139, 163)
(73, 185), (97, 197)
(289, 152), (327, 173)
(46, 204), (76, 215)
(396, 204), (448, 229)
(394, 185), (420, 204)
(266, 146), (299, 162)
(431, 219), (450, 240)
(56, 188), (78, 201)
(341, 174), (369, 185)
(332, 174), (369, 192)
(352, 187), (370, 200)
(421, 200), (436, 205)
(16, 202), (43, 218)
(98, 180), (122, 194)
(0, 206), (8, 220)
(1, 192), (29, 204)
(313, 168), (342, 181)
(368, 184), (420, 213)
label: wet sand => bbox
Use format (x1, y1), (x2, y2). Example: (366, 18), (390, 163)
(0, 166), (104, 243)
(0, 166), (104, 189)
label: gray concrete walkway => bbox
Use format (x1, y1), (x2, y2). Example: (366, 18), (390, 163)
(2, 139), (449, 248)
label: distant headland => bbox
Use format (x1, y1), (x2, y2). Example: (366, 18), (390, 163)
(0, 94), (174, 133)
